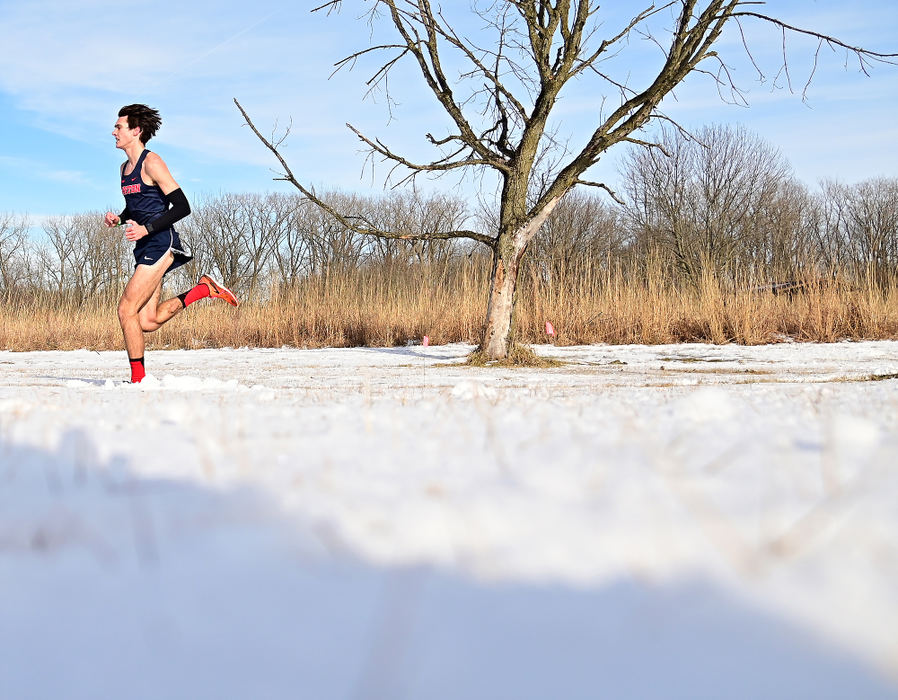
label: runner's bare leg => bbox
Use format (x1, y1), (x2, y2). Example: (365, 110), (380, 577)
(139, 279), (189, 331)
(118, 252), (174, 359)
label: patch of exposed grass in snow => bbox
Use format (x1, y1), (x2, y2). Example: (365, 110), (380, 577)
(866, 372), (898, 382)
(464, 344), (566, 368)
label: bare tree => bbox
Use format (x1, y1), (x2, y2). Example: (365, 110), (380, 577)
(237, 1), (896, 358)
(812, 179), (853, 272)
(269, 193), (311, 287)
(0, 213), (29, 294)
(749, 179), (819, 281)
(525, 191), (623, 287)
(80, 213), (132, 299)
(816, 177), (898, 286)
(308, 192), (372, 275)
(364, 191), (469, 269)
(40, 216), (81, 296)
(621, 123), (792, 283)
(36, 214), (130, 302)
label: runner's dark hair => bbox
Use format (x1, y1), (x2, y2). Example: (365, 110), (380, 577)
(118, 104), (161, 144)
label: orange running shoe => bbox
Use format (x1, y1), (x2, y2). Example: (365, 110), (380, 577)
(199, 274), (239, 306)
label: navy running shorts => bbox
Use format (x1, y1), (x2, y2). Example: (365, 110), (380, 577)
(133, 228), (193, 274)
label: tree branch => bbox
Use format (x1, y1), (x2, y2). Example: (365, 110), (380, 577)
(347, 123), (502, 174)
(728, 12), (898, 62)
(234, 99), (496, 248)
(573, 179), (626, 206)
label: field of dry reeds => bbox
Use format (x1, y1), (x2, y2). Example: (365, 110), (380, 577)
(2, 260), (896, 352)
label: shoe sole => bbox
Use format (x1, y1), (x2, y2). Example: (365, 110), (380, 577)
(200, 275), (239, 306)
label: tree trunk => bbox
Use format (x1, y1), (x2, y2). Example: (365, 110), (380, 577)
(481, 245), (523, 359)
(480, 197), (562, 359)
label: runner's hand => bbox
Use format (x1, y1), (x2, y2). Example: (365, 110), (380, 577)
(123, 220), (147, 242)
(103, 211), (120, 227)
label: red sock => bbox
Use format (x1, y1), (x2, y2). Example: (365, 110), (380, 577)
(179, 283), (210, 308)
(129, 357), (145, 384)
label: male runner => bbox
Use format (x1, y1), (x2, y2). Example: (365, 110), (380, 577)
(104, 104), (238, 383)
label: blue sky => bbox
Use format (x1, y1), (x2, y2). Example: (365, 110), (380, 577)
(1, 0), (896, 225)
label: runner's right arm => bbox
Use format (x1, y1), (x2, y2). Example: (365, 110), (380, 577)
(104, 207), (132, 227)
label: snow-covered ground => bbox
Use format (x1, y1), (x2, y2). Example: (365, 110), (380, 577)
(1, 341), (897, 700)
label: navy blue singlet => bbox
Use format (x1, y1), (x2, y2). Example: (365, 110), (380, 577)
(121, 149), (192, 272)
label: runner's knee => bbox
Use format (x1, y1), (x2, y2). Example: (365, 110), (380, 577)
(118, 297), (137, 322)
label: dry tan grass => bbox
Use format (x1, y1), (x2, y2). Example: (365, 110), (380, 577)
(2, 264), (898, 351)
(516, 265), (898, 346)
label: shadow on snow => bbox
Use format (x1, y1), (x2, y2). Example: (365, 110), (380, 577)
(0, 431), (894, 700)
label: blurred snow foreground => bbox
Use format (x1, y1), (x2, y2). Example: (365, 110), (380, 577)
(1, 341), (897, 700)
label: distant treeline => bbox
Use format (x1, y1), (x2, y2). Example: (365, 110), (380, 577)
(2, 124), (897, 302)
(2, 124), (897, 351)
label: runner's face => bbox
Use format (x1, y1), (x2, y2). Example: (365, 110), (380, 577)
(112, 116), (141, 150)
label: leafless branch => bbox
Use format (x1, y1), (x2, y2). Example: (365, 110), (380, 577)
(346, 123), (508, 175)
(728, 12), (898, 62)
(573, 179), (626, 206)
(234, 99), (495, 248)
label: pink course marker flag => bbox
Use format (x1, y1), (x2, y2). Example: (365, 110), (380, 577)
(422, 336), (430, 347)
(545, 321), (556, 337)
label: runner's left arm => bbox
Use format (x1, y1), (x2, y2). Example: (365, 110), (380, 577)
(143, 188), (190, 234)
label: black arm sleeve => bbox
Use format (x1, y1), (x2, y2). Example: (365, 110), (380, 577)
(144, 188), (191, 234)
(118, 206), (132, 223)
